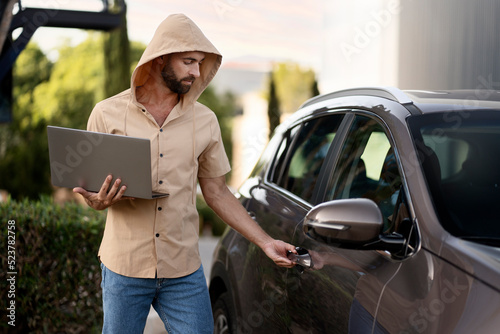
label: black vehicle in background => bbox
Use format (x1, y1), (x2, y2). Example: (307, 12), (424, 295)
(210, 87), (500, 334)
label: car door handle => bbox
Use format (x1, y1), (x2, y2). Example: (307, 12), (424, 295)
(287, 247), (314, 273)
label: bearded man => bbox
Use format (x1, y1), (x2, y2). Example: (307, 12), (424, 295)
(73, 13), (296, 334)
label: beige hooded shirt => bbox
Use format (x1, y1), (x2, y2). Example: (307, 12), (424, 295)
(87, 14), (231, 278)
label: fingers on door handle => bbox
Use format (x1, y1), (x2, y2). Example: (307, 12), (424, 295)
(287, 247), (314, 273)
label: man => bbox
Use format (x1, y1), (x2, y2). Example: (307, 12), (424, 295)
(73, 13), (296, 333)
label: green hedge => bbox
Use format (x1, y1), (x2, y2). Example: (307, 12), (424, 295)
(0, 196), (106, 333)
(0, 195), (225, 333)
(197, 196), (227, 237)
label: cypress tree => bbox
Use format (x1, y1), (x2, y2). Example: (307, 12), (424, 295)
(267, 72), (281, 138)
(311, 76), (320, 97)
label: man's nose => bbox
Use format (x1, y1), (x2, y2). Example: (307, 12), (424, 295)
(189, 64), (201, 78)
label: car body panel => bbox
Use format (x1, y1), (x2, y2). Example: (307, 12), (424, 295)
(209, 87), (500, 334)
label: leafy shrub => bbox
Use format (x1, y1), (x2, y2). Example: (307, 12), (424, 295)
(197, 195), (227, 237)
(0, 194), (225, 333)
(0, 196), (106, 333)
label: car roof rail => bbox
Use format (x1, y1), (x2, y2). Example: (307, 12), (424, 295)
(300, 86), (414, 109)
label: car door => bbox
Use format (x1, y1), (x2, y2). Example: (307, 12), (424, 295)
(236, 112), (346, 333)
(287, 112), (418, 333)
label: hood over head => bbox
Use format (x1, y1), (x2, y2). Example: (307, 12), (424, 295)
(127, 14), (224, 205)
(131, 14), (222, 105)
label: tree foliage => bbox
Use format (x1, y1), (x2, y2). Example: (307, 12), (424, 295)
(0, 32), (237, 199)
(0, 42), (53, 199)
(264, 62), (320, 140)
(311, 76), (320, 97)
(104, 9), (131, 98)
(0, 33), (139, 199)
(198, 85), (236, 171)
(32, 34), (106, 129)
(270, 62), (319, 115)
(267, 72), (281, 138)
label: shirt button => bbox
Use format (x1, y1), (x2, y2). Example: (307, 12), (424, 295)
(156, 233), (160, 237)
(160, 154), (163, 158)
(158, 207), (162, 211)
(142, 109), (145, 112)
(160, 129), (163, 132)
(159, 180), (163, 184)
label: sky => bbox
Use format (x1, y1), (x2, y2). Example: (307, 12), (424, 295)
(21, 0), (405, 92)
(24, 0), (325, 70)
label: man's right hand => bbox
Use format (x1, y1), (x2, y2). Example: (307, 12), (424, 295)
(73, 175), (128, 210)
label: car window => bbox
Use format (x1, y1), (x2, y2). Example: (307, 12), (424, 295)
(408, 110), (500, 240)
(270, 114), (344, 203)
(326, 115), (402, 230)
(269, 125), (300, 184)
(421, 135), (469, 179)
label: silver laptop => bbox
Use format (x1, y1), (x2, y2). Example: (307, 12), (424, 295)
(47, 126), (169, 199)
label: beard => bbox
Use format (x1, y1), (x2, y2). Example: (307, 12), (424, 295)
(161, 61), (195, 95)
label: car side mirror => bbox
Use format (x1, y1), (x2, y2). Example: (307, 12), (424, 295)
(303, 198), (406, 253)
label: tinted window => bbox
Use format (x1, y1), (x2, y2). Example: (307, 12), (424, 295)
(408, 110), (500, 241)
(269, 125), (300, 184)
(270, 114), (344, 203)
(326, 115), (402, 230)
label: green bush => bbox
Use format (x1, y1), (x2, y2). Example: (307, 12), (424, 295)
(0, 194), (225, 333)
(0, 196), (106, 333)
(196, 195), (227, 237)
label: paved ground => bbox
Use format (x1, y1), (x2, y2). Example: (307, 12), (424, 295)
(143, 235), (220, 334)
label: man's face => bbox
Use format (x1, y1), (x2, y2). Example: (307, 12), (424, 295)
(161, 51), (205, 94)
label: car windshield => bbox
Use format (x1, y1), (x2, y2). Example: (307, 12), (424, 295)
(408, 110), (500, 242)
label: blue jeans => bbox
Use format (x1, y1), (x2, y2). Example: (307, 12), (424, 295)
(100, 263), (213, 334)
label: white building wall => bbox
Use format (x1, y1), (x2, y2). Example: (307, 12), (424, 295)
(320, 0), (400, 92)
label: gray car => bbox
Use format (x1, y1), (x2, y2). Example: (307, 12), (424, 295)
(209, 87), (500, 334)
